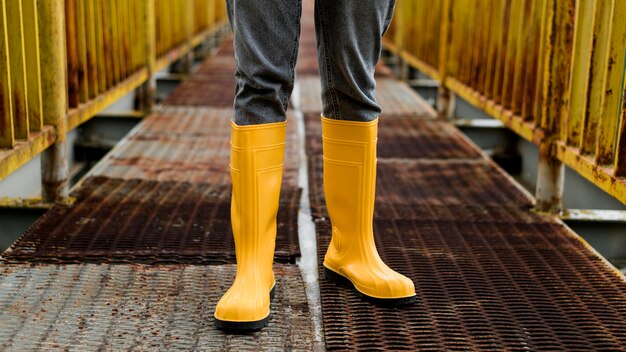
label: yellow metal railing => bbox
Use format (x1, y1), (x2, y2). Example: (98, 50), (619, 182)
(0, 0), (227, 202)
(385, 0), (626, 209)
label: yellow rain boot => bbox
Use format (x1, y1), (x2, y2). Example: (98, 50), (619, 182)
(214, 120), (286, 330)
(321, 116), (416, 306)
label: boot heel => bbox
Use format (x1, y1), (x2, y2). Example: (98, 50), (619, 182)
(323, 266), (352, 287)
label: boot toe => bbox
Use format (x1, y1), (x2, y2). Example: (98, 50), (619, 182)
(365, 270), (415, 299)
(214, 286), (270, 322)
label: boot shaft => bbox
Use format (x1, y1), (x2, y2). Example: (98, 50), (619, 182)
(322, 117), (378, 239)
(230, 120), (286, 277)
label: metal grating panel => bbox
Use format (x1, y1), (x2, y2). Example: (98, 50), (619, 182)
(163, 75), (236, 107)
(0, 264), (314, 351)
(303, 113), (482, 159)
(93, 107), (300, 189)
(314, 216), (626, 351)
(296, 54), (394, 77)
(195, 55), (237, 75)
(297, 77), (437, 117)
(3, 177), (301, 264)
(307, 157), (533, 219)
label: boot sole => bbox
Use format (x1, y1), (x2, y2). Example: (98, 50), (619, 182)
(323, 266), (417, 307)
(214, 286), (275, 331)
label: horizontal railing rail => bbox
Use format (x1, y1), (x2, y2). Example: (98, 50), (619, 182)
(385, 0), (626, 210)
(0, 0), (228, 202)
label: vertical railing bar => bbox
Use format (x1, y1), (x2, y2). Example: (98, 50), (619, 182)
(580, 0), (613, 155)
(614, 78), (626, 176)
(85, 0), (98, 98)
(130, 1), (139, 72)
(520, 0), (542, 121)
(0, 0), (14, 149)
(109, 1), (120, 84)
(75, 0), (88, 103)
(468, 0), (487, 93)
(182, 0), (195, 75)
(475, 0), (491, 95)
(491, 1), (511, 104)
(65, 0), (79, 108)
(6, 0), (30, 139)
(101, 0), (113, 90)
(511, 0), (534, 115)
(565, 0), (596, 149)
(22, 0), (43, 133)
(482, 1), (498, 99)
(94, 0), (107, 93)
(116, 0), (127, 81)
(437, 0), (452, 120)
(532, 0), (550, 127)
(501, 0), (522, 110)
(141, 0), (156, 114)
(595, 0), (626, 165)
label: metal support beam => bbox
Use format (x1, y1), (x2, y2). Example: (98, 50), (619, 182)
(535, 142), (565, 213)
(38, 0), (69, 202)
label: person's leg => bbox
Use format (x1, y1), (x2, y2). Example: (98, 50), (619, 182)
(228, 0), (302, 125)
(215, 0), (301, 331)
(314, 0), (395, 121)
(315, 0), (416, 305)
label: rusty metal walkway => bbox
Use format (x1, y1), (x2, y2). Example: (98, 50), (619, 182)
(0, 39), (314, 350)
(295, 7), (626, 352)
(2, 5), (626, 352)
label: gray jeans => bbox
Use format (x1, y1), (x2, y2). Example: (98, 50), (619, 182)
(226, 0), (396, 125)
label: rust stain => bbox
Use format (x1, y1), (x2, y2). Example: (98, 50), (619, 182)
(12, 90), (23, 138)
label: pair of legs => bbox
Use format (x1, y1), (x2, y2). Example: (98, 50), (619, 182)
(215, 0), (415, 331)
(228, 0), (395, 124)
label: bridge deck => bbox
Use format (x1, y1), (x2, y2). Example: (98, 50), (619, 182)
(2, 5), (626, 351)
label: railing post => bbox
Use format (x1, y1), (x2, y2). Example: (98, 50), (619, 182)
(0, 0), (15, 149)
(393, 2), (407, 79)
(535, 0), (575, 213)
(536, 142), (564, 213)
(141, 0), (156, 113)
(38, 0), (69, 202)
(437, 0), (453, 121)
(181, 0), (195, 75)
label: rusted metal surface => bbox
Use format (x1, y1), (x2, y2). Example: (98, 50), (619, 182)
(307, 157), (534, 220)
(4, 107), (302, 265)
(0, 0), (228, 192)
(298, 77), (437, 117)
(304, 112), (481, 159)
(299, 36), (626, 347)
(0, 263), (314, 350)
(90, 107), (299, 188)
(387, 0), (626, 207)
(162, 74), (236, 107)
(2, 176), (301, 264)
(314, 214), (626, 350)
(162, 43), (237, 107)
